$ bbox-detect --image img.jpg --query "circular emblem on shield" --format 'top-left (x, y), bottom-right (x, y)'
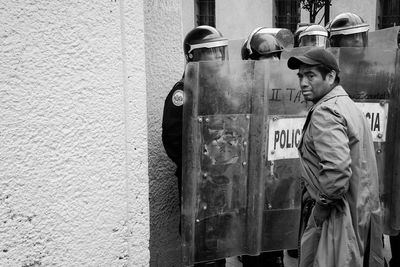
top-left (172, 90), bottom-right (184, 106)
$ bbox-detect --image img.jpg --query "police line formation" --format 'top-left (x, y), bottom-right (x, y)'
top-left (162, 12), bottom-right (400, 267)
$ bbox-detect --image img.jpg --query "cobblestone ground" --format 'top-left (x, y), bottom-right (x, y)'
top-left (226, 235), bottom-right (392, 267)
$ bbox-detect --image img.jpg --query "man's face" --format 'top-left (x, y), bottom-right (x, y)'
top-left (300, 36), bottom-right (327, 48)
top-left (193, 46), bottom-right (226, 61)
top-left (337, 33), bottom-right (365, 47)
top-left (297, 65), bottom-right (333, 103)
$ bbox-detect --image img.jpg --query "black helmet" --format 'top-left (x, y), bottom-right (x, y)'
top-left (183, 26), bottom-right (228, 62)
top-left (299, 24), bottom-right (329, 48)
top-left (241, 27), bottom-right (284, 60)
top-left (327, 12), bottom-right (369, 47)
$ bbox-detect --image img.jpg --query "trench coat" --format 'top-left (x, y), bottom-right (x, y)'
top-left (298, 86), bottom-right (384, 267)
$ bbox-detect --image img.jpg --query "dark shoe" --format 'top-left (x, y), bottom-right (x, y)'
top-left (242, 252), bottom-right (283, 267)
top-left (287, 249), bottom-right (299, 258)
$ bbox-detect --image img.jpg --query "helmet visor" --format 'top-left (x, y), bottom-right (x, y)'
top-left (330, 32), bottom-right (368, 47)
top-left (192, 46), bottom-right (228, 61)
top-left (299, 35), bottom-right (329, 48)
top-left (188, 40), bottom-right (229, 53)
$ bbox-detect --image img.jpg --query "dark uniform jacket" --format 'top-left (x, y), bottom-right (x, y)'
top-left (162, 79), bottom-right (184, 195)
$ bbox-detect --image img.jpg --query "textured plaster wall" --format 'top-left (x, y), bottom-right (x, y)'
top-left (0, 0), bottom-right (149, 266)
top-left (144, 0), bottom-right (184, 266)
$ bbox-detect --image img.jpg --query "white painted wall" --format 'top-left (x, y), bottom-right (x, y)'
top-left (217, 0), bottom-right (275, 40)
top-left (300, 0), bottom-right (378, 30)
top-left (182, 0), bottom-right (274, 41)
top-left (182, 1), bottom-right (196, 44)
top-left (0, 0), bottom-right (149, 266)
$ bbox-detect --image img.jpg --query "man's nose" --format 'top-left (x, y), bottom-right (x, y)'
top-left (299, 77), bottom-right (308, 88)
top-left (353, 35), bottom-right (363, 46)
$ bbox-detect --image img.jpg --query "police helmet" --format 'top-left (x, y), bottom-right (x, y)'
top-left (327, 12), bottom-right (369, 47)
top-left (299, 24), bottom-right (329, 48)
top-left (241, 27), bottom-right (284, 60)
top-left (183, 26), bottom-right (228, 62)
top-left (294, 23), bottom-right (313, 47)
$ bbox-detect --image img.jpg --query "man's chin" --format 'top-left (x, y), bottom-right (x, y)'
top-left (302, 94), bottom-right (313, 101)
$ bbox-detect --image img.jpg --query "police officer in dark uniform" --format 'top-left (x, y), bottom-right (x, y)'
top-left (162, 25), bottom-right (228, 267)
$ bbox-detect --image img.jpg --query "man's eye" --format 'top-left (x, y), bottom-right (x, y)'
top-left (307, 74), bottom-right (314, 79)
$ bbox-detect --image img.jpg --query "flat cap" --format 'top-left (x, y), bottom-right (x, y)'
top-left (287, 47), bottom-right (339, 72)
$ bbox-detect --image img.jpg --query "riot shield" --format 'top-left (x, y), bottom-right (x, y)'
top-left (260, 60), bottom-right (309, 252)
top-left (369, 26), bottom-right (400, 49)
top-left (182, 60), bottom-right (307, 266)
top-left (331, 47), bottom-right (399, 234)
top-left (182, 48), bottom-right (400, 266)
top-left (182, 60), bottom-right (263, 265)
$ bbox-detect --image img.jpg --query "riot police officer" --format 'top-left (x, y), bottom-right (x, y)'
top-left (298, 24), bottom-right (329, 48)
top-left (327, 12), bottom-right (369, 47)
top-left (241, 27), bottom-right (284, 61)
top-left (294, 23), bottom-right (312, 48)
top-left (240, 27), bottom-right (285, 267)
top-left (162, 25), bottom-right (228, 267)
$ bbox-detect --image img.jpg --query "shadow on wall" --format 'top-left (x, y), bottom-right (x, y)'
top-left (148, 123), bottom-right (182, 266)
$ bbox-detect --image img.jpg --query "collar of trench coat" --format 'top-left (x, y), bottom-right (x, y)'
top-left (312, 85), bottom-right (349, 112)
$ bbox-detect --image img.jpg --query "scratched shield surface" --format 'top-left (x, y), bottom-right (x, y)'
top-left (182, 59), bottom-right (311, 265)
top-left (182, 60), bottom-right (267, 265)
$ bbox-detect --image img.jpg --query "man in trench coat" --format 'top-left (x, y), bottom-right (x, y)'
top-left (287, 47), bottom-right (384, 267)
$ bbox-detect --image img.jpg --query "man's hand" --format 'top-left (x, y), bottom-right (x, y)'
top-left (312, 202), bottom-right (331, 227)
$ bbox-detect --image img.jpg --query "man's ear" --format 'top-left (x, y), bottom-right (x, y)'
top-left (327, 70), bottom-right (336, 85)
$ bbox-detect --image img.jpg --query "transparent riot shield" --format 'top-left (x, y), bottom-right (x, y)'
top-left (182, 60), bottom-right (265, 265)
top-left (258, 60), bottom-right (310, 252)
top-left (369, 26), bottom-right (400, 49)
top-left (331, 47), bottom-right (400, 234)
top-left (182, 48), bottom-right (400, 266)
top-left (182, 60), bottom-right (307, 266)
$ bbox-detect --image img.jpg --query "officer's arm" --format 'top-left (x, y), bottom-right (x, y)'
top-left (161, 88), bottom-right (183, 167)
top-left (310, 106), bottom-right (351, 202)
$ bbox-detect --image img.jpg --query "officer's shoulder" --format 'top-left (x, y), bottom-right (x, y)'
top-left (171, 79), bottom-right (184, 92)
top-left (166, 79), bottom-right (184, 107)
